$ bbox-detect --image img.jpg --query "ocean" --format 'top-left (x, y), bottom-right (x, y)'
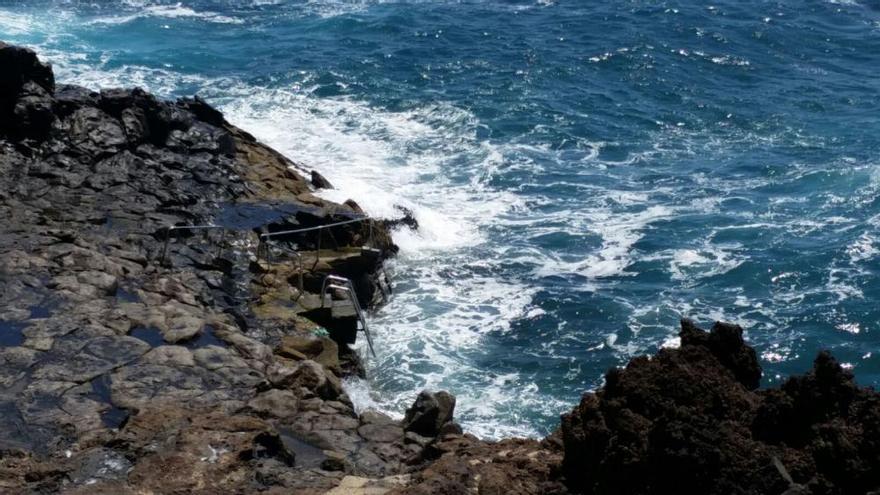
top-left (1, 0), bottom-right (879, 439)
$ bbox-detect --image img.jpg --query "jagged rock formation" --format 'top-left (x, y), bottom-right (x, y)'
top-left (561, 320), bottom-right (880, 495)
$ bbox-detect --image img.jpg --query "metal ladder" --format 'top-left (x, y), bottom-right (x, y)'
top-left (321, 274), bottom-right (376, 357)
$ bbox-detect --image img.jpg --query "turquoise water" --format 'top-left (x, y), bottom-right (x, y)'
top-left (2, 0), bottom-right (879, 438)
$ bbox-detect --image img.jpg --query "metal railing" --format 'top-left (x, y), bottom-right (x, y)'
top-left (258, 216), bottom-right (377, 267)
top-left (158, 217), bottom-right (385, 357)
top-left (321, 274), bottom-right (375, 357)
top-left (256, 238), bottom-right (305, 292)
top-left (259, 216), bottom-right (370, 240)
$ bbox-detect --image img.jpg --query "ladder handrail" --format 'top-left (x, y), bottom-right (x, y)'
top-left (321, 275), bottom-right (376, 357)
top-left (165, 215), bottom-right (377, 265)
top-left (258, 216), bottom-right (377, 267)
top-left (260, 216), bottom-right (369, 240)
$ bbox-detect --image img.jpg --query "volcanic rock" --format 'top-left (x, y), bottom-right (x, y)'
top-left (402, 390), bottom-right (457, 437)
top-left (560, 319), bottom-right (880, 495)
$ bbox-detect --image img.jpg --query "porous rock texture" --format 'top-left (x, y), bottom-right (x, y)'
top-left (561, 320), bottom-right (880, 495)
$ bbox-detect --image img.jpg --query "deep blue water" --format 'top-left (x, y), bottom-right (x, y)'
top-left (2, 0), bottom-right (879, 438)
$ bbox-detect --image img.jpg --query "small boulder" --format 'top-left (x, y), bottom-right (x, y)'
top-left (401, 390), bottom-right (456, 438)
top-left (403, 431), bottom-right (432, 447)
top-left (383, 205), bottom-right (419, 231)
top-left (343, 199), bottom-right (364, 214)
top-left (276, 335), bottom-right (340, 375)
top-left (269, 360), bottom-right (343, 401)
top-left (438, 422), bottom-right (463, 437)
top-left (177, 95), bottom-right (226, 127)
top-left (310, 170), bottom-right (334, 189)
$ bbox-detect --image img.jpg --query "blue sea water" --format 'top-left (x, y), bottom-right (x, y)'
top-left (2, 0), bottom-right (879, 438)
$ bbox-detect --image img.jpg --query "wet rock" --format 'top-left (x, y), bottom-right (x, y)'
top-left (404, 431), bottom-right (432, 448)
top-left (0, 347), bottom-right (39, 387)
top-left (141, 345), bottom-right (195, 366)
top-left (31, 335), bottom-right (150, 383)
top-left (177, 95), bottom-right (226, 128)
top-left (111, 349), bottom-right (262, 412)
top-left (67, 447), bottom-right (132, 487)
top-left (382, 205), bottom-right (419, 232)
top-left (343, 199), bottom-right (364, 214)
top-left (193, 345), bottom-right (249, 371)
top-left (0, 42), bottom-right (55, 138)
top-left (402, 390), bottom-right (456, 438)
top-left (76, 270), bottom-right (119, 296)
top-left (119, 107), bottom-right (148, 143)
top-left (310, 170), bottom-right (334, 189)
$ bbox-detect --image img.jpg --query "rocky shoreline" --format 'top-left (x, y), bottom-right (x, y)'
top-left (1, 43), bottom-right (879, 494)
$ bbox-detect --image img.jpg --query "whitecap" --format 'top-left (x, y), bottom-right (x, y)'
top-left (89, 2), bottom-right (244, 25)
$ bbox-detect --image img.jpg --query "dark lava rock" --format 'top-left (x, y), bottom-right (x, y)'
top-left (681, 319), bottom-right (762, 390)
top-left (402, 390), bottom-right (456, 438)
top-left (310, 170), bottom-right (334, 189)
top-left (0, 41), bottom-right (54, 95)
top-left (177, 95), bottom-right (227, 128)
top-left (383, 204), bottom-right (419, 232)
top-left (0, 42), bottom-right (56, 138)
top-left (560, 319), bottom-right (880, 495)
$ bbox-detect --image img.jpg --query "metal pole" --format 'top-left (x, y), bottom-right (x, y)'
top-left (314, 229), bottom-right (322, 269)
top-left (320, 275), bottom-right (376, 357)
top-left (293, 251), bottom-right (304, 292)
top-left (259, 216), bottom-right (369, 240)
top-left (160, 226), bottom-right (171, 264)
